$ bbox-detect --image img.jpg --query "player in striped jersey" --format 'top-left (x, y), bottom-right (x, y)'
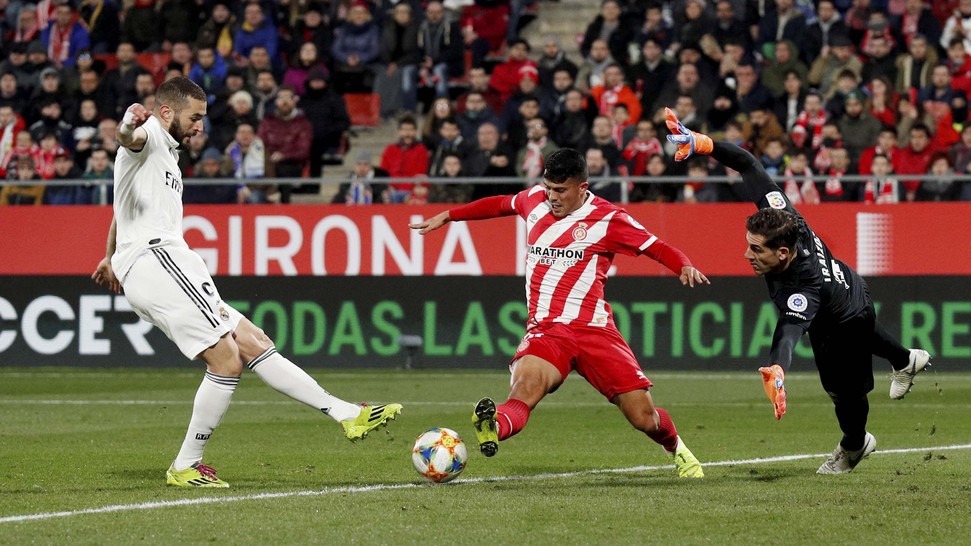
top-left (91, 77), bottom-right (401, 488)
top-left (411, 148), bottom-right (708, 478)
top-left (664, 107), bottom-right (930, 474)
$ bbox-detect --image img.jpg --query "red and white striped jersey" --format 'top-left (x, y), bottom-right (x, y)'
top-left (510, 186), bottom-right (659, 329)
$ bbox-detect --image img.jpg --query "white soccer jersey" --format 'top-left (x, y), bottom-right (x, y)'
top-left (111, 115), bottom-right (189, 281)
top-left (511, 186), bottom-right (659, 328)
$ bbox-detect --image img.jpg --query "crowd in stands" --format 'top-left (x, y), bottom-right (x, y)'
top-left (2, 0), bottom-right (971, 205)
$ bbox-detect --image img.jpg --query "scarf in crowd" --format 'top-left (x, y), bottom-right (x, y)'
top-left (623, 137), bottom-right (662, 176)
top-left (791, 109), bottom-right (827, 149)
top-left (33, 146), bottom-right (64, 180)
top-left (598, 83), bottom-right (622, 116)
top-left (49, 15), bottom-right (78, 67)
top-left (82, 0), bottom-right (104, 34)
top-left (863, 177), bottom-right (899, 203)
top-left (822, 168), bottom-right (846, 199)
top-left (228, 141), bottom-right (265, 179)
top-left (216, 23), bottom-right (234, 57)
top-left (783, 166), bottom-right (820, 204)
top-left (522, 137), bottom-right (546, 181)
top-left (346, 179), bottom-right (373, 204)
top-left (345, 169), bottom-right (375, 204)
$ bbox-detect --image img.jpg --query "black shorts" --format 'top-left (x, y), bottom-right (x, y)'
top-left (809, 304), bottom-right (876, 398)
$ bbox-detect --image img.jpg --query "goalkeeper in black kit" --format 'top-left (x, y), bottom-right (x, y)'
top-left (663, 107), bottom-right (931, 474)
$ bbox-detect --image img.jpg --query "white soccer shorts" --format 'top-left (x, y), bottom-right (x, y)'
top-left (122, 245), bottom-right (243, 360)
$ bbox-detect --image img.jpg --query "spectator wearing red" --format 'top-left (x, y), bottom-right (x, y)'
top-left (622, 119), bottom-right (662, 177)
top-left (944, 38), bottom-right (971, 95)
top-left (859, 126), bottom-right (899, 175)
top-left (790, 90), bottom-right (828, 150)
top-left (31, 130), bottom-right (65, 180)
top-left (257, 86), bottom-right (313, 203)
top-left (0, 104), bottom-right (27, 159)
top-left (380, 115), bottom-right (429, 203)
top-left (819, 145), bottom-right (855, 202)
top-left (461, 0), bottom-right (509, 68)
top-left (916, 64), bottom-right (966, 148)
top-left (456, 67), bottom-right (503, 115)
top-left (590, 64), bottom-right (641, 123)
top-left (0, 129), bottom-right (35, 178)
top-left (866, 75), bottom-right (897, 127)
top-left (941, 0), bottom-right (971, 54)
top-left (489, 38), bottom-right (537, 103)
top-left (894, 122), bottom-right (936, 201)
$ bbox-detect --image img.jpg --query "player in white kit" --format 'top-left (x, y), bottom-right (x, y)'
top-left (91, 77), bottom-right (401, 488)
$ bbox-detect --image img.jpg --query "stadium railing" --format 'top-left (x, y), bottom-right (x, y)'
top-left (1, 174), bottom-right (968, 205)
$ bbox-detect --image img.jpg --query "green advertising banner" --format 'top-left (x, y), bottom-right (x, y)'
top-left (0, 276), bottom-right (967, 370)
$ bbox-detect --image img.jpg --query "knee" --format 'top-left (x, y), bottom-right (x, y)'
top-left (620, 404), bottom-right (661, 434)
top-left (233, 326), bottom-right (274, 363)
top-left (632, 409), bottom-right (661, 434)
top-left (203, 336), bottom-right (244, 377)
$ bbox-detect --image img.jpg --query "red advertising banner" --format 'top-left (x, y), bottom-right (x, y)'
top-left (1, 203), bottom-right (969, 276)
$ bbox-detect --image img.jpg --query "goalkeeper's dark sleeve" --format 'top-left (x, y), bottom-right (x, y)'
top-left (709, 142), bottom-right (783, 207)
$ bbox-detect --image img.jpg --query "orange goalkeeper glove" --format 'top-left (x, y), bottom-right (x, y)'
top-left (664, 107), bottom-right (714, 161)
top-left (759, 364), bottom-right (787, 420)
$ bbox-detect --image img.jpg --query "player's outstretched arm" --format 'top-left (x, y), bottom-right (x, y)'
top-left (664, 107), bottom-right (786, 208)
top-left (409, 210), bottom-right (451, 234)
top-left (411, 195), bottom-right (515, 235)
top-left (91, 218), bottom-right (121, 294)
top-left (117, 103), bottom-right (151, 151)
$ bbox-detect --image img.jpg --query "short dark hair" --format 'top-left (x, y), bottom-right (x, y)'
top-left (543, 148), bottom-right (587, 184)
top-left (398, 114), bottom-right (417, 128)
top-left (746, 208), bottom-right (802, 250)
top-left (156, 76), bottom-right (206, 112)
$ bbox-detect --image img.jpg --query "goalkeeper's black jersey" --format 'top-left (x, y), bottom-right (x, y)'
top-left (711, 142), bottom-right (871, 368)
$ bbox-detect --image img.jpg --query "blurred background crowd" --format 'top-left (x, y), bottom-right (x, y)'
top-left (2, 0), bottom-right (971, 205)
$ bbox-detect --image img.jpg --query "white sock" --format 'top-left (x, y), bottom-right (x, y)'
top-left (247, 348), bottom-right (361, 422)
top-left (172, 371), bottom-right (238, 471)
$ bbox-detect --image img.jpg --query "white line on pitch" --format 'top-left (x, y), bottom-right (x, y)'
top-left (2, 443), bottom-right (970, 525)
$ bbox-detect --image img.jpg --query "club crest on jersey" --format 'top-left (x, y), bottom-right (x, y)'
top-left (787, 293), bottom-right (808, 312)
top-left (625, 214), bottom-right (645, 230)
top-left (766, 191), bottom-right (786, 209)
top-left (572, 222), bottom-right (588, 241)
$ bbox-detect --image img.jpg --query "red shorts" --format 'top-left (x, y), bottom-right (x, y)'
top-left (512, 322), bottom-right (652, 400)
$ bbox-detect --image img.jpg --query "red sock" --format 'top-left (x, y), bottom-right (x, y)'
top-left (496, 398), bottom-right (530, 440)
top-left (646, 407), bottom-right (679, 452)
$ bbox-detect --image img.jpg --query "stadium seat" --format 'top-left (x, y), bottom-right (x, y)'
top-left (95, 53), bottom-right (119, 70)
top-left (93, 53), bottom-right (172, 83)
top-left (0, 184), bottom-right (45, 205)
top-left (448, 50), bottom-right (473, 90)
top-left (344, 93), bottom-right (381, 129)
top-left (138, 52), bottom-right (173, 84)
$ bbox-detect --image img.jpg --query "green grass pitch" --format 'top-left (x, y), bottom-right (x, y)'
top-left (1, 368), bottom-right (969, 544)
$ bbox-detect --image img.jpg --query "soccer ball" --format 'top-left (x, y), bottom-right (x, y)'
top-left (412, 427), bottom-right (468, 483)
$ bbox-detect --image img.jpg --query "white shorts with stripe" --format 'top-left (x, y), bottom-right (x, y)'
top-left (122, 245), bottom-right (243, 360)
